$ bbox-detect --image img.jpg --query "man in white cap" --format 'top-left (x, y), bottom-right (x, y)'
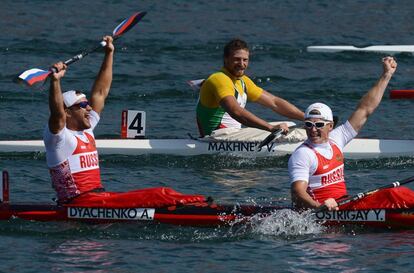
top-left (288, 56), bottom-right (397, 210)
top-left (43, 36), bottom-right (113, 203)
top-left (43, 36), bottom-right (206, 207)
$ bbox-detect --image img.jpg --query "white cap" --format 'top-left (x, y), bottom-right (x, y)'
top-left (304, 102), bottom-right (333, 121)
top-left (62, 90), bottom-right (86, 108)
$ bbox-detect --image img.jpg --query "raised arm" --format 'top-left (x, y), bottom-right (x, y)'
top-left (89, 36), bottom-right (114, 115)
top-left (348, 56), bottom-right (397, 132)
top-left (48, 62), bottom-right (67, 134)
top-left (255, 90), bottom-right (305, 121)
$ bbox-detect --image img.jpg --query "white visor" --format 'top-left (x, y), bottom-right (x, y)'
top-left (62, 90), bottom-right (86, 108)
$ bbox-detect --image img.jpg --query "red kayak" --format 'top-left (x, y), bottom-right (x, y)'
top-left (390, 89), bottom-right (414, 99)
top-left (2, 171), bottom-right (414, 229)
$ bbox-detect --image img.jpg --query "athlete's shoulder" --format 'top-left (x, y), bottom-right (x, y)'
top-left (206, 71), bottom-right (232, 82)
top-left (329, 121), bottom-right (356, 149)
top-left (43, 124), bottom-right (69, 141)
top-left (203, 71), bottom-right (233, 92)
top-left (291, 142), bottom-right (315, 159)
top-left (289, 144), bottom-right (316, 169)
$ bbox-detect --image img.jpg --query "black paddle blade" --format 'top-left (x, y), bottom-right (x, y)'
top-left (113, 11), bottom-right (147, 38)
top-left (255, 129), bottom-right (283, 152)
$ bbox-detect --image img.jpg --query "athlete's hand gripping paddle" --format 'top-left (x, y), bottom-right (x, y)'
top-left (15, 11), bottom-right (147, 88)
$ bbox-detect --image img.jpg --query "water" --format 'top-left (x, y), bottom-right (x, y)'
top-left (1, 0), bottom-right (414, 272)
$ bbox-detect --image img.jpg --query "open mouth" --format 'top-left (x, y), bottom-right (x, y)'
top-left (234, 68), bottom-right (245, 75)
top-left (308, 131), bottom-right (321, 140)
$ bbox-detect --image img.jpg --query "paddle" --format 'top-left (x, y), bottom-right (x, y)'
top-left (15, 11), bottom-right (147, 88)
top-left (313, 175), bottom-right (414, 213)
top-left (255, 129), bottom-right (283, 152)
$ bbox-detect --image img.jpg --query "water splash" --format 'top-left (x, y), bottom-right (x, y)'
top-left (247, 209), bottom-right (325, 237)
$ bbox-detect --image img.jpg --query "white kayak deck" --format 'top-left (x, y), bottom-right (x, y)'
top-left (1, 138), bottom-right (414, 159)
top-left (307, 45), bottom-right (414, 54)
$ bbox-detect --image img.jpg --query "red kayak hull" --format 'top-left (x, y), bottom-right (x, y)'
top-left (1, 202), bottom-right (414, 229)
top-left (2, 171), bottom-right (414, 229)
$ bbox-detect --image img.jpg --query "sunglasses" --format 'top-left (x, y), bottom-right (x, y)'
top-left (71, 101), bottom-right (90, 109)
top-left (304, 120), bottom-right (331, 129)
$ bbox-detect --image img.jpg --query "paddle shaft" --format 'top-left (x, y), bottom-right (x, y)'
top-left (53, 33), bottom-right (124, 73)
top-left (314, 175), bottom-right (414, 213)
top-left (65, 43), bottom-right (104, 66)
top-left (48, 42), bottom-right (106, 74)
